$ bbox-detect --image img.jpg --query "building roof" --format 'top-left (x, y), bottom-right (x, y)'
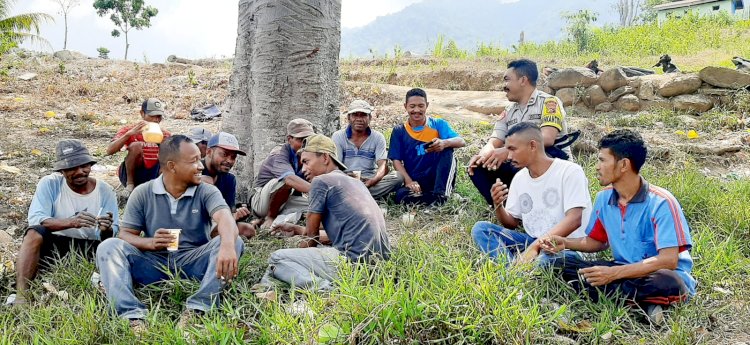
top-left (654, 0), bottom-right (724, 10)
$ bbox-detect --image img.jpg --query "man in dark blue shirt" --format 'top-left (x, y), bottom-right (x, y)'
top-left (201, 132), bottom-right (256, 238)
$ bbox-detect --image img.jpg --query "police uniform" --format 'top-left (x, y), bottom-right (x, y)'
top-left (470, 89), bottom-right (570, 206)
top-left (491, 89), bottom-right (570, 156)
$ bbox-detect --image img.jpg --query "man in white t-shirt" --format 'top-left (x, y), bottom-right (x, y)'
top-left (14, 139), bottom-right (119, 305)
top-left (471, 122), bottom-right (591, 266)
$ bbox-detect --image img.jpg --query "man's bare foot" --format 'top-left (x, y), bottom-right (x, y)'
top-left (237, 222), bottom-right (257, 239)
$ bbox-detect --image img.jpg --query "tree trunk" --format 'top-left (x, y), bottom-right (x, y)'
top-left (223, 0), bottom-right (341, 200)
top-left (63, 13), bottom-right (68, 50)
top-left (124, 30), bottom-right (129, 60)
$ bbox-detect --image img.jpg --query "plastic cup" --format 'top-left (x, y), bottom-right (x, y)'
top-left (166, 229), bottom-right (181, 251)
top-left (352, 171), bottom-right (362, 180)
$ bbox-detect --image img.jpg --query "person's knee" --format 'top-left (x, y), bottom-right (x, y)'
top-left (22, 228), bottom-right (44, 248)
top-left (471, 221), bottom-right (493, 239)
top-left (652, 269), bottom-right (685, 290)
top-left (126, 141), bottom-right (145, 154)
top-left (96, 238), bottom-right (127, 261)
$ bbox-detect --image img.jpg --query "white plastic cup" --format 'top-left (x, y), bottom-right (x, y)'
top-left (352, 170), bottom-right (362, 180)
top-left (166, 229), bottom-right (181, 251)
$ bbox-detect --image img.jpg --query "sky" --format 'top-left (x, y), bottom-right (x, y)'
top-left (14, 0), bottom-right (424, 62)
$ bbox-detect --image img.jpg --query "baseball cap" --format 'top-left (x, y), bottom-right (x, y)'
top-left (286, 118), bottom-right (315, 138)
top-left (346, 99), bottom-right (374, 115)
top-left (298, 134), bottom-right (347, 171)
top-left (53, 139), bottom-right (97, 171)
top-left (187, 127), bottom-right (212, 143)
top-left (142, 98), bottom-right (165, 116)
top-left (208, 132), bottom-right (247, 156)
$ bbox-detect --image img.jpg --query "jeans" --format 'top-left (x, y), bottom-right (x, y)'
top-left (471, 221), bottom-right (579, 266)
top-left (260, 246), bottom-right (342, 291)
top-left (96, 236), bottom-right (244, 320)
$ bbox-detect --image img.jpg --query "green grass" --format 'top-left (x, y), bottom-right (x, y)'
top-left (1, 156), bottom-right (749, 344)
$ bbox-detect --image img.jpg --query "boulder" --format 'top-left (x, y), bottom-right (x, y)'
top-left (641, 97), bottom-right (672, 111)
top-left (608, 86), bottom-right (636, 102)
top-left (464, 98), bottom-right (510, 115)
top-left (547, 68), bottom-right (598, 89)
top-left (583, 85), bottom-right (607, 107)
top-left (555, 88), bottom-right (578, 106)
top-left (16, 72), bottom-right (37, 81)
top-left (658, 74), bottom-right (702, 97)
top-left (672, 94), bottom-right (713, 113)
top-left (538, 84), bottom-right (555, 95)
top-left (699, 66), bottom-right (750, 89)
top-left (638, 79), bottom-right (657, 100)
top-left (599, 68), bottom-right (629, 92)
top-left (595, 102), bottom-right (614, 112)
top-left (53, 50), bottom-right (88, 61)
top-left (616, 94), bottom-right (641, 112)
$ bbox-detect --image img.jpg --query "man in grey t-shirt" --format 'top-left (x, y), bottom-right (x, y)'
top-left (257, 134), bottom-right (391, 292)
top-left (332, 99), bottom-right (403, 198)
top-left (96, 135), bottom-right (243, 331)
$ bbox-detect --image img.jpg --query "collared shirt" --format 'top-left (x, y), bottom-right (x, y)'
top-left (331, 126), bottom-right (387, 179)
top-left (586, 178), bottom-right (696, 296)
top-left (255, 143), bottom-right (303, 188)
top-left (121, 175), bottom-right (228, 250)
top-left (388, 117), bottom-right (460, 181)
top-left (202, 160), bottom-right (237, 210)
top-left (27, 174), bottom-right (120, 240)
top-left (491, 89), bottom-right (569, 142)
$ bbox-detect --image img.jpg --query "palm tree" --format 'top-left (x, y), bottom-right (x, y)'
top-left (0, 0), bottom-right (54, 53)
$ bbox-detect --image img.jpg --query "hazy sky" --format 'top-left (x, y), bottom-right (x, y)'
top-left (15, 0), bottom-right (424, 61)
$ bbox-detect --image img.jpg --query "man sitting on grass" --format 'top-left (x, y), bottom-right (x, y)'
top-left (471, 122), bottom-right (591, 266)
top-left (257, 134), bottom-right (391, 292)
top-left (540, 129), bottom-right (696, 323)
top-left (107, 98), bottom-right (172, 198)
top-left (14, 139), bottom-right (119, 305)
top-left (96, 135), bottom-right (243, 332)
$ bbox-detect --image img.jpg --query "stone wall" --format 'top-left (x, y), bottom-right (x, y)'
top-left (540, 66), bottom-right (750, 113)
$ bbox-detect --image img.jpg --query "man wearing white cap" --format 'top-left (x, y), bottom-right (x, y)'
top-left (332, 100), bottom-right (403, 198)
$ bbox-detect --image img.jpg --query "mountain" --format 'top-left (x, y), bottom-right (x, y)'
top-left (341, 0), bottom-right (620, 57)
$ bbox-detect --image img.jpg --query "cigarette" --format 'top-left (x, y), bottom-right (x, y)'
top-left (96, 207), bottom-right (104, 217)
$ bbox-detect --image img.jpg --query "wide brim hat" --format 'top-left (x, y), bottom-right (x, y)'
top-left (53, 139), bottom-right (97, 171)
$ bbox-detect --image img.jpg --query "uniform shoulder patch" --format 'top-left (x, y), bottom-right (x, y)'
top-left (542, 97), bottom-right (561, 116)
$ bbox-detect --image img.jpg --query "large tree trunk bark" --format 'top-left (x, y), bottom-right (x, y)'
top-left (223, 0), bottom-right (341, 200)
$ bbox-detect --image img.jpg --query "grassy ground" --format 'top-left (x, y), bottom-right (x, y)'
top-left (0, 120), bottom-right (748, 344)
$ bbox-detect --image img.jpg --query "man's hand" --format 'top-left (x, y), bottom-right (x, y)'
top-left (216, 242), bottom-right (239, 284)
top-left (425, 138), bottom-right (446, 153)
top-left (539, 235), bottom-right (566, 254)
top-left (467, 153), bottom-right (487, 176)
top-left (96, 211), bottom-right (114, 233)
top-left (405, 179), bottom-right (422, 195)
top-left (270, 222), bottom-right (302, 237)
top-left (151, 229), bottom-right (176, 251)
top-left (515, 245), bottom-right (540, 266)
top-left (234, 206), bottom-right (251, 221)
top-left (490, 179), bottom-right (509, 207)
top-left (482, 147), bottom-right (509, 171)
top-left (126, 121), bottom-right (148, 136)
top-left (72, 212), bottom-right (97, 229)
top-left (579, 266), bottom-right (619, 286)
top-left (364, 178), bottom-right (379, 188)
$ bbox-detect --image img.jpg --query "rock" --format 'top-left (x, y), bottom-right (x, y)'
top-left (464, 98), bottom-right (510, 115)
top-left (672, 94), bottom-right (714, 113)
top-left (53, 50), bottom-right (88, 61)
top-left (641, 97), bottom-right (672, 111)
top-left (538, 84), bottom-right (554, 95)
top-left (599, 68), bottom-right (628, 92)
top-left (583, 85), bottom-right (607, 107)
top-left (698, 87), bottom-right (733, 96)
top-left (16, 72), bottom-right (37, 81)
top-left (555, 88), bottom-right (579, 106)
top-left (677, 115), bottom-right (700, 126)
top-left (658, 74), bottom-right (702, 97)
top-left (547, 68), bottom-right (599, 89)
top-left (616, 94), bottom-right (641, 112)
top-left (608, 86), bottom-right (636, 102)
top-left (627, 77), bottom-right (641, 89)
top-left (699, 66), bottom-right (750, 89)
top-left (65, 112), bottom-right (78, 121)
top-left (0, 230), bottom-right (12, 244)
top-left (595, 102), bottom-right (614, 112)
top-left (638, 79), bottom-right (657, 100)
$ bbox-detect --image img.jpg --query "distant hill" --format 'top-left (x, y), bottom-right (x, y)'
top-left (341, 0), bottom-right (620, 57)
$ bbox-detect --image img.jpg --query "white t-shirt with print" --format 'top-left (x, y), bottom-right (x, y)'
top-left (53, 179), bottom-right (102, 239)
top-left (505, 159), bottom-right (591, 239)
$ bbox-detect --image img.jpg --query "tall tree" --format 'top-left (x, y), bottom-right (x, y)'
top-left (223, 0), bottom-right (341, 199)
top-left (562, 10), bottom-right (598, 53)
top-left (639, 0), bottom-right (670, 23)
top-left (93, 0), bottom-right (157, 60)
top-left (51, 0), bottom-right (79, 50)
top-left (615, 0), bottom-right (641, 27)
top-left (0, 0), bottom-right (53, 55)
